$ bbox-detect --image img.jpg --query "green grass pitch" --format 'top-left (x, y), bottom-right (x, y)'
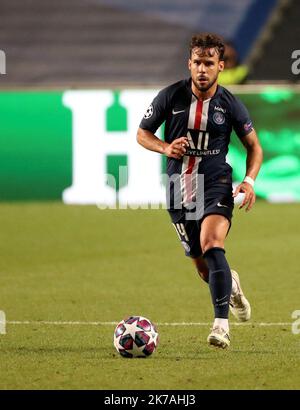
top-left (0, 201), bottom-right (299, 389)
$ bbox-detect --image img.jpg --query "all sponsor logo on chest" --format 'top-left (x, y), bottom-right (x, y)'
top-left (186, 148), bottom-right (221, 157)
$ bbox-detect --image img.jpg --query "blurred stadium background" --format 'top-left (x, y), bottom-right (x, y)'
top-left (0, 0), bottom-right (299, 202)
top-left (0, 0), bottom-right (300, 390)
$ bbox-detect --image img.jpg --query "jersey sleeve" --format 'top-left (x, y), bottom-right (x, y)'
top-left (139, 88), bottom-right (169, 133)
top-left (231, 96), bottom-right (253, 138)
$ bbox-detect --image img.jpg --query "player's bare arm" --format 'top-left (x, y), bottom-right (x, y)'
top-left (137, 128), bottom-right (188, 160)
top-left (233, 129), bottom-right (263, 211)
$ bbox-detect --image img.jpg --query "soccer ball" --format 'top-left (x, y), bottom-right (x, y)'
top-left (113, 316), bottom-right (159, 358)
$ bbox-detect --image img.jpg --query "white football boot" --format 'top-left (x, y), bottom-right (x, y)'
top-left (207, 326), bottom-right (230, 349)
top-left (230, 270), bottom-right (251, 322)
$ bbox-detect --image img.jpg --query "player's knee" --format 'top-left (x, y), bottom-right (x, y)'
top-left (201, 238), bottom-right (224, 255)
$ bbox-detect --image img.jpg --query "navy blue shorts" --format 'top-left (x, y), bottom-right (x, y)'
top-left (168, 182), bottom-right (234, 258)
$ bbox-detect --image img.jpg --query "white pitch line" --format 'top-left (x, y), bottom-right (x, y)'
top-left (7, 321), bottom-right (118, 326)
top-left (6, 321), bottom-right (293, 327)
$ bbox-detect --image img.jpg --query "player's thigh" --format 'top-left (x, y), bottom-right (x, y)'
top-left (200, 214), bottom-right (230, 253)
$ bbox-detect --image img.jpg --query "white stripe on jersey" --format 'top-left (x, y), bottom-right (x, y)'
top-left (197, 132), bottom-right (203, 150)
top-left (200, 99), bottom-right (211, 130)
top-left (187, 95), bottom-right (197, 129)
top-left (187, 131), bottom-right (195, 149)
top-left (203, 131), bottom-right (209, 149)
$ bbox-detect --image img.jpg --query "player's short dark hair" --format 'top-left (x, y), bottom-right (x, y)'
top-left (189, 33), bottom-right (225, 60)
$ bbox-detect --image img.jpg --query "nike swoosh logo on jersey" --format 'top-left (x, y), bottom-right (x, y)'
top-left (172, 109), bottom-right (185, 115)
top-left (217, 202), bottom-right (229, 208)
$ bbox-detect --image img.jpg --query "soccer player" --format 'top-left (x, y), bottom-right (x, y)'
top-left (137, 33), bottom-right (263, 348)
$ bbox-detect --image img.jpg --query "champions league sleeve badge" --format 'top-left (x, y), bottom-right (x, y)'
top-left (143, 104), bottom-right (154, 119)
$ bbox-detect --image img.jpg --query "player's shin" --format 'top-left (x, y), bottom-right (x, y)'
top-left (203, 247), bottom-right (232, 323)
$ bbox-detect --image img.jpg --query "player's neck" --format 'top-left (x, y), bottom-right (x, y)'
top-left (192, 81), bottom-right (218, 101)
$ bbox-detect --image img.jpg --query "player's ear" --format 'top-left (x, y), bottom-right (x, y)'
top-left (188, 58), bottom-right (192, 71)
top-left (219, 60), bottom-right (225, 72)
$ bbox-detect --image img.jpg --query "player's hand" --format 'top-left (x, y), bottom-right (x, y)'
top-left (233, 182), bottom-right (256, 212)
top-left (163, 137), bottom-right (189, 159)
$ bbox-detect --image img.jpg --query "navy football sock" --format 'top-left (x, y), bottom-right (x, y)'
top-left (203, 247), bottom-right (232, 319)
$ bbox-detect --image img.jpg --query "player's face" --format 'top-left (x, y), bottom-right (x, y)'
top-left (188, 47), bottom-right (224, 93)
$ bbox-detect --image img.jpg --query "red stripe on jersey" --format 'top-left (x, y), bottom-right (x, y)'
top-left (184, 154), bottom-right (196, 203)
top-left (194, 100), bottom-right (203, 129)
top-left (181, 96), bottom-right (209, 206)
top-left (186, 156), bottom-right (196, 174)
top-left (184, 99), bottom-right (202, 204)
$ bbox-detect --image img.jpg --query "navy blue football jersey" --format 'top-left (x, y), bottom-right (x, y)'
top-left (139, 78), bottom-right (253, 209)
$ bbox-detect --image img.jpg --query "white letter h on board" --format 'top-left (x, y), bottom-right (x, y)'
top-left (62, 90), bottom-right (165, 206)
